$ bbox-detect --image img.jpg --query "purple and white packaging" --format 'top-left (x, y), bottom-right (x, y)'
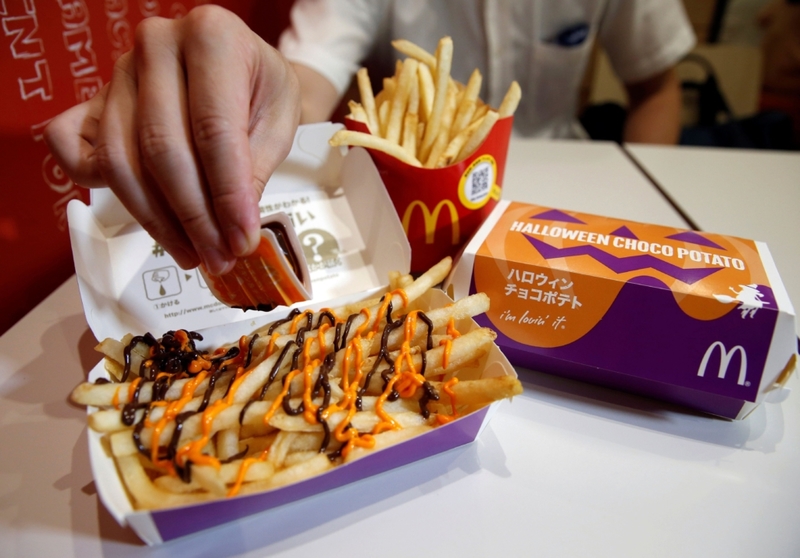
top-left (447, 200), bottom-right (797, 420)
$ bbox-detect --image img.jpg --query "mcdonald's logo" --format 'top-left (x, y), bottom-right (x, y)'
top-left (402, 199), bottom-right (460, 245)
top-left (697, 341), bottom-right (748, 385)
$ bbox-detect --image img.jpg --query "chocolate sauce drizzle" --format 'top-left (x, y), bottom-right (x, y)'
top-left (118, 296), bottom-right (443, 481)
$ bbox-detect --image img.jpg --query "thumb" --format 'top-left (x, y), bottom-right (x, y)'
top-left (43, 83), bottom-right (111, 188)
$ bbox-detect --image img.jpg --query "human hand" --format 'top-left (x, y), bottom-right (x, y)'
top-left (45, 5), bottom-right (301, 275)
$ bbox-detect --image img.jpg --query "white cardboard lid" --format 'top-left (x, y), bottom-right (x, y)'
top-left (67, 123), bottom-right (411, 343)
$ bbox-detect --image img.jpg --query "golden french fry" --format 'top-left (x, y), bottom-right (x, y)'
top-left (498, 80), bottom-right (522, 118)
top-left (402, 112), bottom-right (419, 158)
top-left (419, 36), bottom-right (453, 161)
top-left (451, 69), bottom-right (482, 137)
top-left (437, 118), bottom-right (481, 168)
top-left (193, 464), bottom-right (228, 497)
top-left (356, 68), bottom-right (379, 134)
top-left (386, 58), bottom-right (419, 144)
top-left (424, 83), bottom-right (458, 167)
top-left (347, 100), bottom-right (370, 130)
top-left (216, 427), bottom-right (241, 461)
top-left (457, 110), bottom-right (499, 162)
top-left (377, 101), bottom-right (390, 137)
top-left (417, 61), bottom-right (435, 123)
top-left (472, 102), bottom-right (489, 123)
top-left (374, 88), bottom-right (389, 111)
top-left (262, 453), bottom-right (333, 490)
top-left (401, 71), bottom-right (420, 156)
top-left (391, 39), bottom-right (437, 70)
top-left (344, 36), bottom-right (521, 172)
top-left (382, 77), bottom-right (396, 100)
top-left (450, 99), bottom-right (477, 141)
top-left (451, 69), bottom-right (482, 139)
top-left (430, 375), bottom-right (524, 407)
top-left (329, 129), bottom-right (422, 167)
top-left (344, 424), bottom-right (433, 463)
top-left (117, 455), bottom-right (213, 509)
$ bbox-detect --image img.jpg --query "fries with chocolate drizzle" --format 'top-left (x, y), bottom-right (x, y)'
top-left (71, 257), bottom-right (522, 510)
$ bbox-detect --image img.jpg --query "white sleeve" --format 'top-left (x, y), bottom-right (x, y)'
top-left (599, 0), bottom-right (696, 84)
top-left (278, 0), bottom-right (391, 95)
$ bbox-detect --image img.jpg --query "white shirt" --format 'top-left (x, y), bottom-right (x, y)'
top-left (279, 0), bottom-right (696, 138)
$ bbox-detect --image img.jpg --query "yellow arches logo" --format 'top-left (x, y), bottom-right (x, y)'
top-left (402, 199), bottom-right (460, 245)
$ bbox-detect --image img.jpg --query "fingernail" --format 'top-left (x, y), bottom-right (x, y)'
top-left (228, 225), bottom-right (255, 258)
top-left (201, 248), bottom-right (235, 276)
top-left (171, 246), bottom-right (200, 270)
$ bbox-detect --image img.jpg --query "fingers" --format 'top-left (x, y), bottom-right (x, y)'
top-left (43, 84), bottom-right (109, 188)
top-left (135, 15), bottom-right (230, 274)
top-left (180, 8), bottom-right (265, 264)
top-left (95, 50), bottom-right (200, 270)
top-left (43, 5), bottom-right (301, 275)
top-left (247, 44), bottom-right (302, 204)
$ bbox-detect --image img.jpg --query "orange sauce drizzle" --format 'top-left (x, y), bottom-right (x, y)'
top-left (372, 375), bottom-right (402, 435)
top-left (324, 337), bottom-right (362, 413)
top-left (438, 317), bottom-right (462, 369)
top-left (373, 310), bottom-right (426, 434)
top-left (127, 377), bottom-right (142, 405)
top-left (219, 336), bottom-right (249, 371)
top-left (393, 311), bottom-right (425, 398)
top-left (147, 371), bottom-right (208, 471)
top-left (174, 329), bottom-right (190, 347)
top-left (371, 289), bottom-right (408, 334)
top-left (140, 291), bottom-right (463, 495)
top-left (300, 335), bottom-right (316, 370)
top-left (319, 307), bottom-right (340, 322)
top-left (227, 447), bottom-right (270, 498)
top-left (188, 357), bottom-right (212, 374)
top-left (355, 308), bottom-right (371, 338)
top-left (302, 359), bottom-right (322, 424)
top-left (435, 377), bottom-right (460, 425)
top-left (317, 323), bottom-right (330, 355)
top-left (112, 386), bottom-right (121, 410)
top-left (323, 336), bottom-right (374, 458)
top-left (267, 332), bottom-right (280, 358)
top-left (262, 369), bottom-right (302, 426)
top-left (175, 370), bottom-right (249, 471)
top-left (290, 310), bottom-right (313, 334)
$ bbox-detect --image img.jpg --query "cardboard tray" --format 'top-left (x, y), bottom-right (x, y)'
top-left (67, 122), bottom-right (516, 544)
top-left (85, 288), bottom-right (514, 544)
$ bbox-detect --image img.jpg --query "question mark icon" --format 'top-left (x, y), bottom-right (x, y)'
top-left (303, 232), bottom-right (325, 263)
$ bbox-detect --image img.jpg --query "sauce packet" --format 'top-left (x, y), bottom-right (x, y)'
top-left (199, 213), bottom-right (312, 311)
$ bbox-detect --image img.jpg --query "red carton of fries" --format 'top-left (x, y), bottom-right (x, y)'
top-left (344, 117), bottom-right (513, 273)
top-left (66, 123), bottom-right (518, 544)
top-left (332, 35), bottom-right (521, 274)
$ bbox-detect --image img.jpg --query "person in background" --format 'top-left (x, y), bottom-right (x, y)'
top-left (758, 0), bottom-right (800, 146)
top-left (45, 0), bottom-right (695, 281)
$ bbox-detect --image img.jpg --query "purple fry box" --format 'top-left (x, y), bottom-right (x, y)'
top-left (448, 200), bottom-right (797, 420)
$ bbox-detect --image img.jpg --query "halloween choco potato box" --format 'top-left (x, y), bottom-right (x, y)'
top-left (447, 200), bottom-right (798, 419)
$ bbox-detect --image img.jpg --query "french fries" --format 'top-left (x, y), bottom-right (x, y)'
top-left (73, 258), bottom-right (521, 510)
top-left (331, 37), bottom-right (520, 168)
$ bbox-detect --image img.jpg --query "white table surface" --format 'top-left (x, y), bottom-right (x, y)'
top-left (504, 139), bottom-right (689, 228)
top-left (3, 140), bottom-right (799, 558)
top-left (625, 143), bottom-right (800, 335)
